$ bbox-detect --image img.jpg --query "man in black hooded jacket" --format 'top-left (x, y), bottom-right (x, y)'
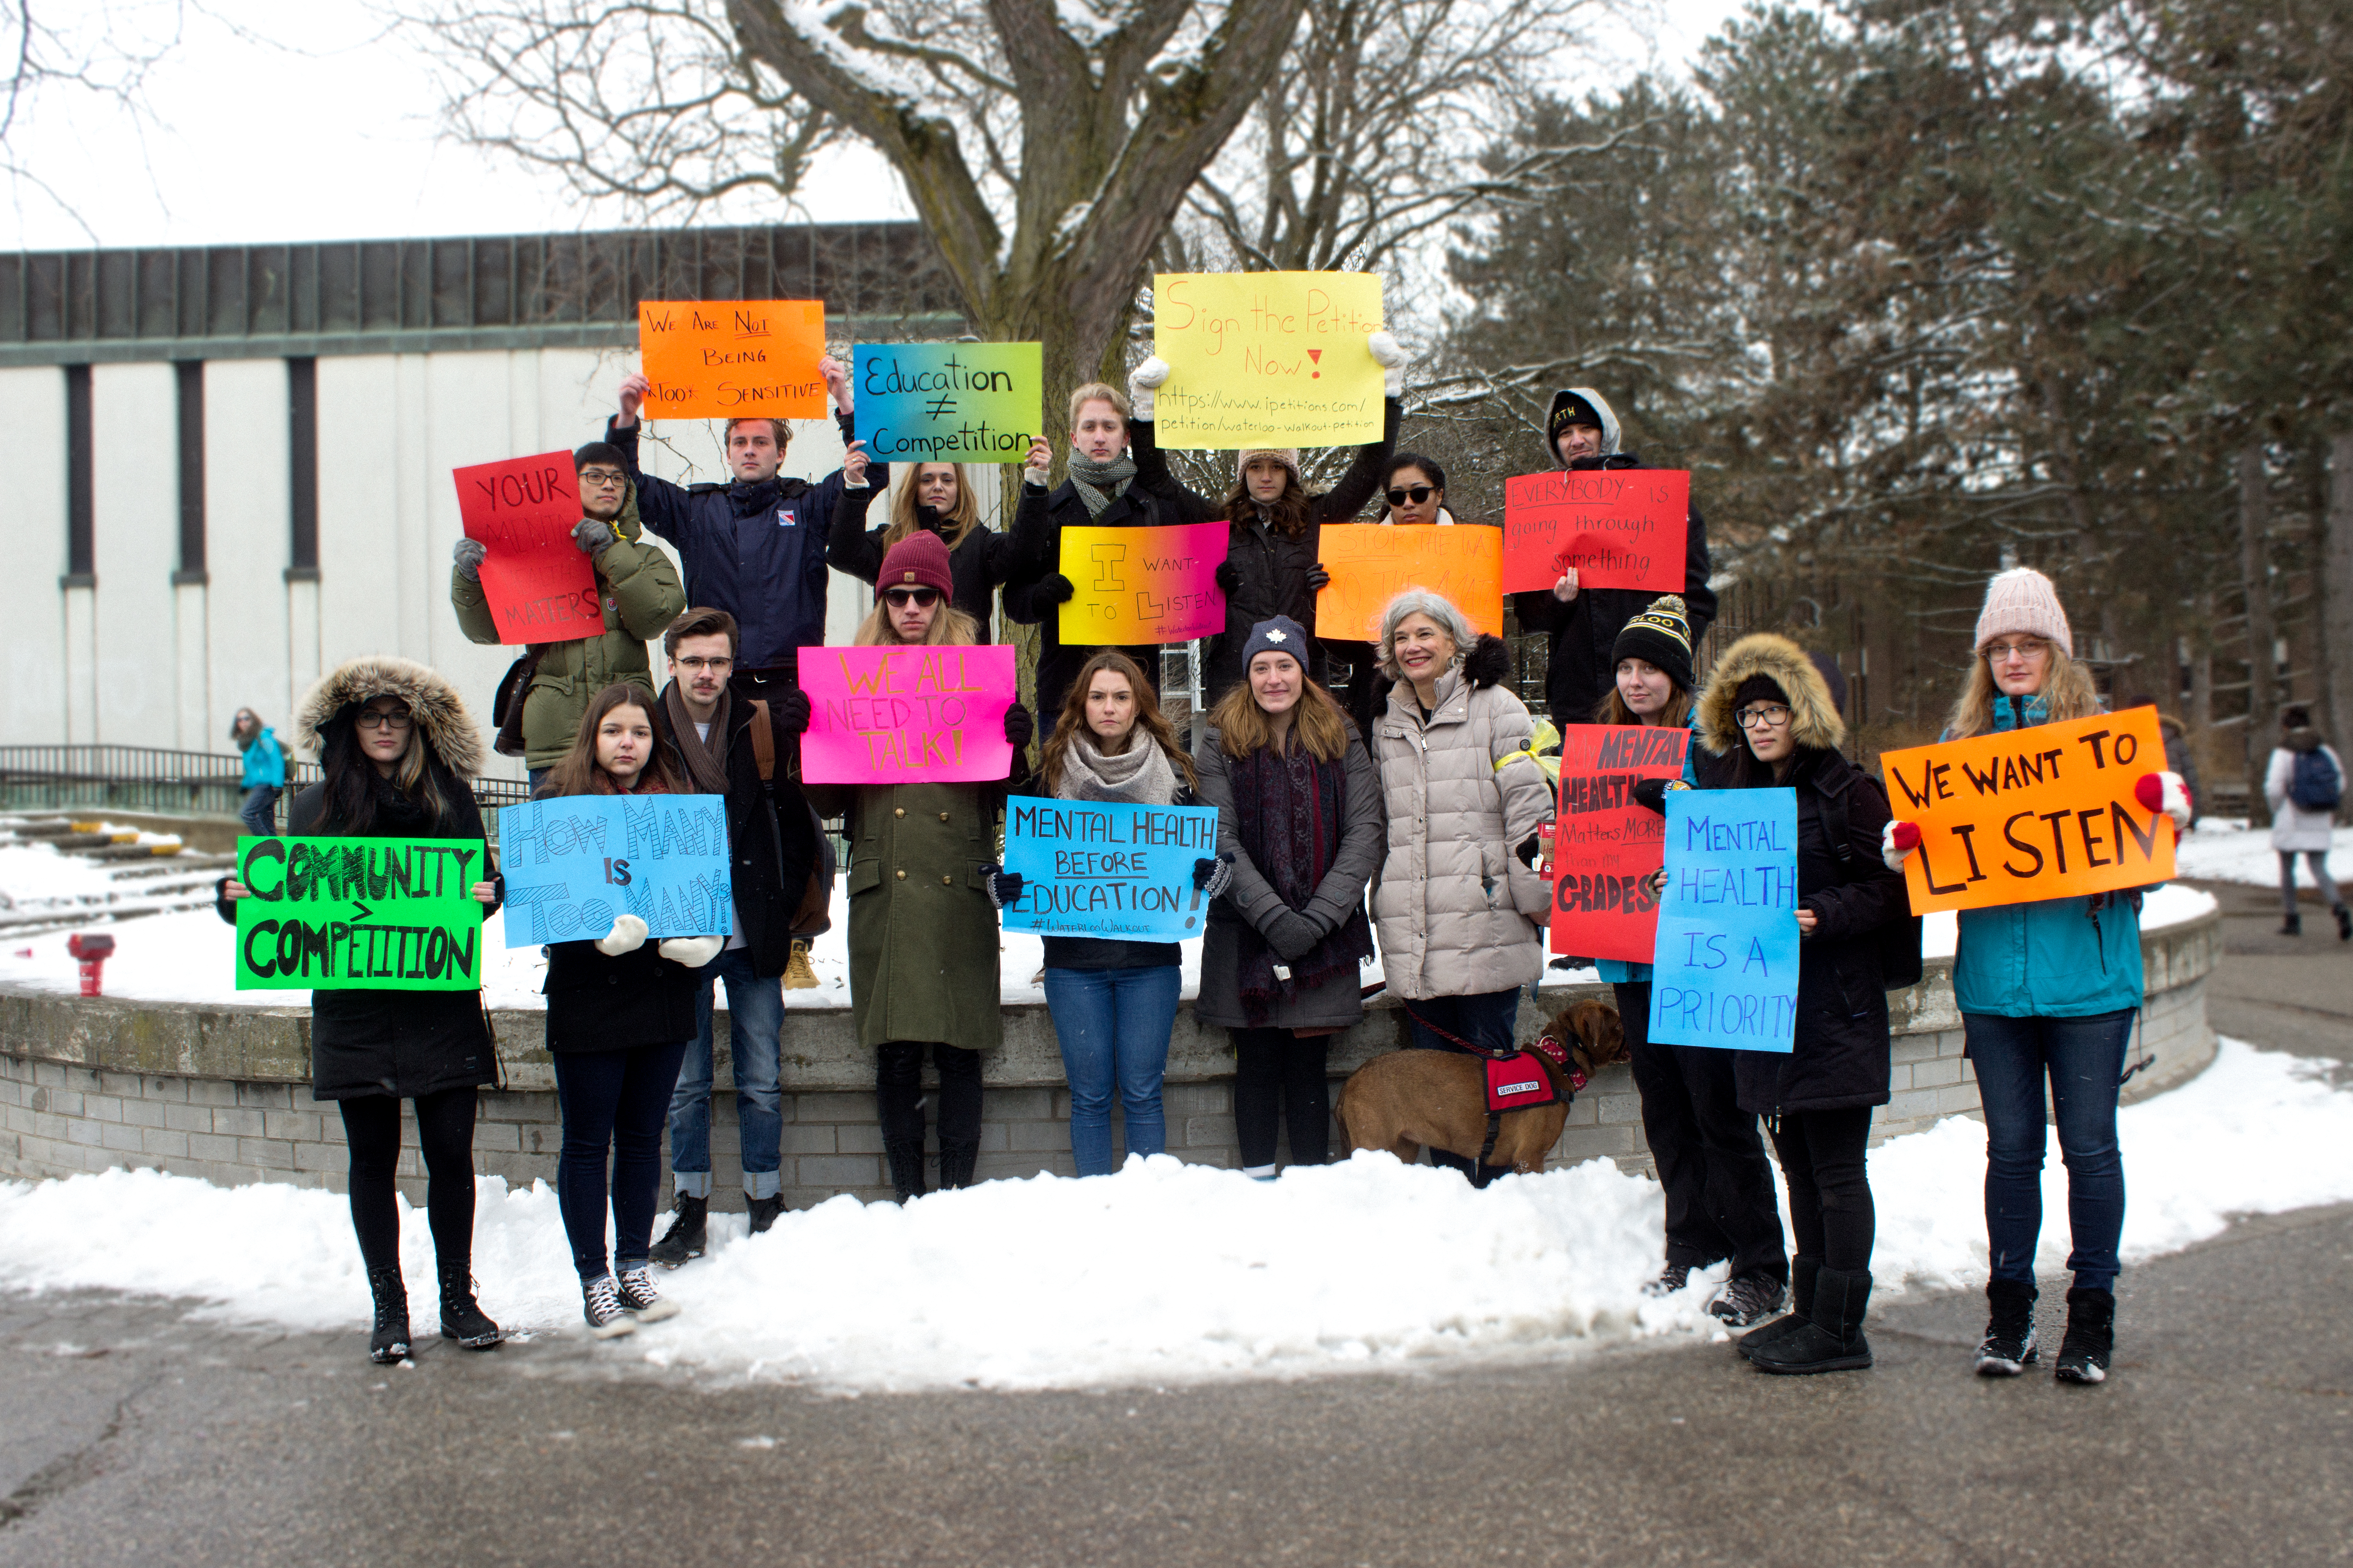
top-left (1512, 387), bottom-right (1717, 725)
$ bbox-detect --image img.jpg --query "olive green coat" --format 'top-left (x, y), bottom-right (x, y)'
top-left (810, 780), bottom-right (1006, 1052)
top-left (449, 481), bottom-right (686, 769)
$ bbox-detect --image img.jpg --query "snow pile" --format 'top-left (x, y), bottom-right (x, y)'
top-left (0, 1039), bottom-right (2344, 1392)
top-left (2177, 818), bottom-right (2353, 887)
top-left (0, 844), bottom-right (121, 907)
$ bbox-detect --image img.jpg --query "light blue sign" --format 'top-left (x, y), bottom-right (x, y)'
top-left (1000, 798), bottom-right (1220, 940)
top-left (496, 794), bottom-right (732, 948)
top-left (1649, 788), bottom-right (1800, 1053)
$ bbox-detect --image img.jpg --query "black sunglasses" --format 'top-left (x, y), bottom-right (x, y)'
top-left (884, 587), bottom-right (941, 608)
top-left (1385, 485), bottom-right (1436, 506)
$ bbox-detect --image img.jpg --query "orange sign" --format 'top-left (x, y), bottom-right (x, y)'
top-left (637, 300), bottom-right (828, 421)
top-left (1879, 708), bottom-right (2176, 914)
top-left (1316, 525), bottom-right (1503, 641)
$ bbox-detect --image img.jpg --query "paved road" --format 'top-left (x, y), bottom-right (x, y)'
top-left (2197, 876), bottom-right (2353, 1068)
top-left (0, 878), bottom-right (2345, 1567)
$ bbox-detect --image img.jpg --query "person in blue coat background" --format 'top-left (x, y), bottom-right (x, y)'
top-left (1884, 567), bottom-right (2192, 1387)
top-left (229, 707), bottom-right (287, 837)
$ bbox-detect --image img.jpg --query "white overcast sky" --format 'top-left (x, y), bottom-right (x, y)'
top-left (0, 0), bottom-right (1752, 253)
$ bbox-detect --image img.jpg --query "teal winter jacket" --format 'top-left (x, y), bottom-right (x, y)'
top-left (239, 728), bottom-right (286, 790)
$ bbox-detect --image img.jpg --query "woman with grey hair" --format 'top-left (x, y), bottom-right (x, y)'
top-left (1368, 589), bottom-right (1556, 1186)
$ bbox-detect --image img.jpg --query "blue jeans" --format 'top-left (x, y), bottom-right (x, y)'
top-left (1042, 965), bottom-right (1180, 1176)
top-left (238, 786), bottom-right (279, 838)
top-left (669, 947), bottom-right (785, 1200)
top-left (1402, 987), bottom-right (1526, 1188)
top-left (1965, 1009), bottom-right (2134, 1292)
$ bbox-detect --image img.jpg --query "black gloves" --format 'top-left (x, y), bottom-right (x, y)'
top-left (1214, 560), bottom-right (1241, 595)
top-left (1465, 634), bottom-right (1511, 691)
top-left (1192, 855), bottom-right (1233, 900)
top-left (572, 518), bottom-right (618, 555)
top-left (773, 690), bottom-right (812, 734)
top-left (1003, 703), bottom-right (1035, 750)
top-left (1263, 909), bottom-right (1320, 962)
top-left (1037, 574), bottom-right (1076, 605)
top-left (1306, 563), bottom-right (1330, 591)
top-left (980, 864), bottom-right (1024, 911)
top-left (1631, 777), bottom-right (1670, 815)
top-left (452, 539), bottom-right (486, 581)
top-left (1514, 833), bottom-right (1542, 869)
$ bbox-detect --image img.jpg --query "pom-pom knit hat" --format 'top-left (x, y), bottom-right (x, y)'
top-left (1972, 567), bottom-right (2072, 656)
top-left (1609, 594), bottom-right (1694, 694)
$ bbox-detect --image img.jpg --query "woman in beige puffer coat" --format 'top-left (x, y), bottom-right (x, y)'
top-left (1368, 589), bottom-right (1555, 1184)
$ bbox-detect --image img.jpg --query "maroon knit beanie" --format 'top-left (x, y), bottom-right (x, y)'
top-left (875, 530), bottom-right (954, 600)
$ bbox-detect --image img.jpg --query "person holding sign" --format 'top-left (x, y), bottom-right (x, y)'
top-left (1512, 388), bottom-right (1718, 727)
top-left (213, 657), bottom-right (506, 1364)
top-left (1124, 341), bottom-right (1405, 707)
top-left (1685, 635), bottom-right (1909, 1375)
top-left (1002, 383), bottom-right (1179, 721)
top-left (803, 533), bottom-right (1035, 1203)
top-left (1026, 650), bottom-right (1217, 1176)
top-left (1368, 590), bottom-right (1556, 1188)
top-left (451, 442), bottom-right (686, 784)
top-left (1883, 569), bottom-right (2191, 1386)
top-left (1193, 618), bottom-right (1382, 1178)
top-left (827, 459), bottom-right (1023, 642)
top-left (606, 356), bottom-right (873, 702)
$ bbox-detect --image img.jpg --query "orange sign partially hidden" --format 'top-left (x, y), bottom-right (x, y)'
top-left (1878, 708), bottom-right (2176, 914)
top-left (637, 300), bottom-right (828, 421)
top-left (1316, 525), bottom-right (1503, 641)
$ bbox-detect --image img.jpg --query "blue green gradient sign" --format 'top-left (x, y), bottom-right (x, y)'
top-left (854, 343), bottom-right (1042, 463)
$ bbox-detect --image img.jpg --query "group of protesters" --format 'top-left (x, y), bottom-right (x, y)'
top-left (215, 338), bottom-right (2210, 1392)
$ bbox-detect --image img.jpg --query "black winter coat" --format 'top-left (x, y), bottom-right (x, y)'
top-left (1129, 402), bottom-right (1401, 705)
top-left (826, 490), bottom-right (1022, 642)
top-left (1694, 746), bottom-right (1908, 1115)
top-left (228, 782), bottom-right (505, 1103)
top-left (542, 934), bottom-right (703, 1054)
top-left (663, 700), bottom-right (823, 977)
top-left (1002, 476), bottom-right (1179, 720)
top-left (1512, 452), bottom-right (1717, 726)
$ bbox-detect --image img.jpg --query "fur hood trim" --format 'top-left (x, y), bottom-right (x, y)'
top-left (293, 656), bottom-right (487, 776)
top-left (1696, 633), bottom-right (1846, 757)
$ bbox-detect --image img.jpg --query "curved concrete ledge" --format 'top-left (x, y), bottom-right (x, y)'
top-left (0, 907), bottom-right (2220, 1207)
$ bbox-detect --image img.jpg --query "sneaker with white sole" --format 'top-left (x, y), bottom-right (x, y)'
top-left (582, 1274), bottom-right (637, 1339)
top-left (1708, 1271), bottom-right (1788, 1328)
top-left (615, 1263), bottom-right (681, 1323)
top-left (1643, 1262), bottom-right (1694, 1298)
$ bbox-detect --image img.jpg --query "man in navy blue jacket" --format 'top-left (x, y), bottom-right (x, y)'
top-left (607, 359), bottom-right (878, 702)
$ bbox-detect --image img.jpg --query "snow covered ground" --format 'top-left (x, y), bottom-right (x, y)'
top-left (0, 1038), bottom-right (2342, 1393)
top-left (2178, 818), bottom-right (2353, 888)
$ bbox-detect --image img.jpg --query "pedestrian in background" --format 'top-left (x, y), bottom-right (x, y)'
top-left (229, 707), bottom-right (286, 837)
top-left (2265, 704), bottom-right (2347, 940)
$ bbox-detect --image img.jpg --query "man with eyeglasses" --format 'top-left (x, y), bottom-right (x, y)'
top-left (647, 606), bottom-right (826, 1262)
top-left (605, 357), bottom-right (876, 705)
top-left (452, 441), bottom-right (686, 788)
top-left (1511, 387), bottom-right (1718, 727)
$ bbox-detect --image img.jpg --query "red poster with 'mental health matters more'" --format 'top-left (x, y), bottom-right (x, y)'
top-left (453, 452), bottom-right (602, 645)
top-left (1549, 723), bottom-right (1691, 961)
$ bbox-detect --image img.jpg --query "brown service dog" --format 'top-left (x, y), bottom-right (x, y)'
top-left (1334, 999), bottom-right (1628, 1175)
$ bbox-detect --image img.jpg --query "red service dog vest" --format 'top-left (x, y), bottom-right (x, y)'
top-left (1484, 1052), bottom-right (1558, 1114)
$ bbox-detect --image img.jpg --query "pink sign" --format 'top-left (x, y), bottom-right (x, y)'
top-left (799, 645), bottom-right (1019, 784)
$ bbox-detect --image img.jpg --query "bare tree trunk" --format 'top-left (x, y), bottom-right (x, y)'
top-left (2324, 432), bottom-right (2353, 786)
top-left (2239, 443), bottom-right (2279, 826)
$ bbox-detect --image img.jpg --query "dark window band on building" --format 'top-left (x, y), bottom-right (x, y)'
top-left (62, 364), bottom-right (93, 589)
top-left (287, 356), bottom-right (318, 580)
top-left (172, 360), bottom-right (207, 586)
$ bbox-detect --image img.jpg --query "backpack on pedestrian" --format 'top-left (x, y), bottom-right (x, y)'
top-left (2290, 746), bottom-right (2342, 813)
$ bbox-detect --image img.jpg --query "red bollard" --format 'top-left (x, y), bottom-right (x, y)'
top-left (66, 932), bottom-right (116, 997)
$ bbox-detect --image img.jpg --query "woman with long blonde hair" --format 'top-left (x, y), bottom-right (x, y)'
top-left (828, 459), bottom-right (1022, 640)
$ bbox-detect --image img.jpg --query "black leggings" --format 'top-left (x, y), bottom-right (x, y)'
top-left (1769, 1106), bottom-right (1876, 1273)
top-left (1230, 1027), bottom-right (1331, 1170)
top-left (877, 1041), bottom-right (983, 1148)
top-left (1618, 981), bottom-right (1787, 1281)
top-left (338, 1089), bottom-right (478, 1278)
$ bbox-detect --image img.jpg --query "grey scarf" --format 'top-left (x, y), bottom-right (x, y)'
top-left (1054, 731), bottom-right (1177, 804)
top-left (1066, 452), bottom-right (1137, 519)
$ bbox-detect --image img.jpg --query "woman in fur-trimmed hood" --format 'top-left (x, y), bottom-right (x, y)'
top-left (1689, 633), bottom-right (1907, 1376)
top-left (218, 654), bottom-right (506, 1363)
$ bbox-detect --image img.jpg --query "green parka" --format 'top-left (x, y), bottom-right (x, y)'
top-left (449, 480), bottom-right (686, 770)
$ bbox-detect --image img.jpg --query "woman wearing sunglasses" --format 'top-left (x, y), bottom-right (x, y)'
top-left (1882, 568), bottom-right (2190, 1386)
top-left (803, 532), bottom-right (1035, 1202)
top-left (828, 459), bottom-right (1023, 642)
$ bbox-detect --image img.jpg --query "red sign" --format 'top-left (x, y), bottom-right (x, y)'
top-left (1502, 469), bottom-right (1689, 594)
top-left (1550, 723), bottom-right (1691, 961)
top-left (453, 452), bottom-right (601, 646)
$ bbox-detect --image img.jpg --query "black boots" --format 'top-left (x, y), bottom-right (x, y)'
top-left (886, 1141), bottom-right (929, 1204)
top-left (366, 1265), bottom-right (411, 1365)
top-left (1975, 1278), bottom-right (2038, 1375)
top-left (1750, 1265), bottom-right (1872, 1374)
top-left (746, 1193), bottom-right (786, 1234)
top-left (938, 1140), bottom-right (980, 1191)
top-left (2281, 910), bottom-right (2302, 936)
top-left (2054, 1286), bottom-right (2115, 1384)
top-left (649, 1193), bottom-right (709, 1267)
top-left (438, 1263), bottom-right (503, 1350)
top-left (2337, 904), bottom-right (2352, 942)
top-left (1737, 1255), bottom-right (1818, 1362)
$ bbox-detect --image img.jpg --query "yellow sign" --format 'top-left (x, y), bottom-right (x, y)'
top-left (1879, 708), bottom-right (2177, 914)
top-left (1317, 525), bottom-right (1504, 642)
top-left (1152, 271), bottom-right (1385, 447)
top-left (637, 300), bottom-right (828, 421)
